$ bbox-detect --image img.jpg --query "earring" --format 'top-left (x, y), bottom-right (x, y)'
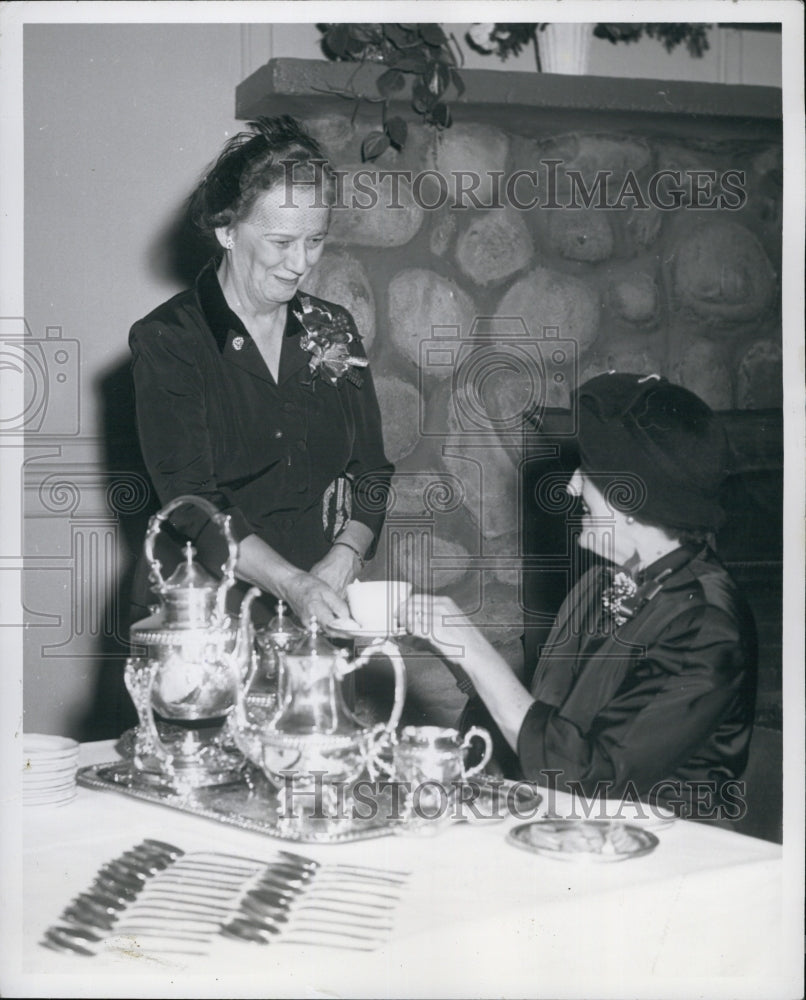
top-left (226, 238), bottom-right (234, 250)
top-left (626, 516), bottom-right (635, 525)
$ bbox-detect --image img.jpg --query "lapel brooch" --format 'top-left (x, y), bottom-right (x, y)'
top-left (602, 570), bottom-right (639, 628)
top-left (293, 295), bottom-right (368, 388)
top-left (602, 565), bottom-right (675, 629)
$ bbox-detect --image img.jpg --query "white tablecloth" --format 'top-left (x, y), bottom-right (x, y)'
top-left (5, 741), bottom-right (799, 999)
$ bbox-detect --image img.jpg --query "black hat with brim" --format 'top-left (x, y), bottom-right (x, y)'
top-left (572, 372), bottom-right (729, 532)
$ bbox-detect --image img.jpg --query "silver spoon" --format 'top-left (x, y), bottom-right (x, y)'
top-left (246, 886), bottom-right (393, 925)
top-left (255, 870), bottom-right (397, 908)
top-left (238, 900), bottom-right (385, 941)
top-left (221, 915), bottom-right (383, 948)
top-left (74, 890), bottom-right (127, 914)
top-left (242, 888), bottom-right (392, 929)
top-left (260, 862), bottom-right (400, 895)
top-left (97, 860), bottom-right (146, 890)
top-left (92, 872), bottom-right (139, 903)
top-left (278, 849), bottom-right (410, 882)
top-left (42, 925), bottom-right (99, 956)
top-left (119, 849), bottom-right (173, 873)
top-left (62, 901), bottom-right (117, 932)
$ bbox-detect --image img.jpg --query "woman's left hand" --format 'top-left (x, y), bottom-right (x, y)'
top-left (310, 545), bottom-right (360, 597)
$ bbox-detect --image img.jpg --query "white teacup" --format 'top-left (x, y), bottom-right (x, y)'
top-left (345, 580), bottom-right (412, 632)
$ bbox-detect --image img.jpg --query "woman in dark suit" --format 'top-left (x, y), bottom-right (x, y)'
top-left (406, 373), bottom-right (757, 818)
top-left (129, 116), bottom-right (393, 627)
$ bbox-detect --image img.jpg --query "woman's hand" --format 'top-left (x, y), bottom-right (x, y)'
top-left (309, 545), bottom-right (360, 598)
top-left (402, 594), bottom-right (491, 672)
top-left (281, 571), bottom-right (350, 627)
top-left (234, 534), bottom-right (349, 626)
top-left (403, 593), bottom-right (536, 754)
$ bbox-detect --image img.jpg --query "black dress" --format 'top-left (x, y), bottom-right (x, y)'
top-left (128, 260), bottom-right (394, 621)
top-left (515, 544), bottom-right (757, 815)
top-left (461, 545), bottom-right (757, 816)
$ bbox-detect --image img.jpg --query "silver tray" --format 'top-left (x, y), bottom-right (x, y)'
top-left (77, 761), bottom-right (398, 844)
top-left (77, 761), bottom-right (543, 844)
top-left (507, 819), bottom-right (659, 862)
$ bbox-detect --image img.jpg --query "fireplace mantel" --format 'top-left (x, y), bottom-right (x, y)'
top-left (236, 58), bottom-right (781, 139)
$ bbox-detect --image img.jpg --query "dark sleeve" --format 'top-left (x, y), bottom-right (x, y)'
top-left (340, 310), bottom-right (394, 559)
top-left (129, 319), bottom-right (254, 564)
top-left (517, 603), bottom-right (749, 796)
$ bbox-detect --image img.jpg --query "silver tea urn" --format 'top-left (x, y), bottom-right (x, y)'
top-left (124, 495), bottom-right (259, 792)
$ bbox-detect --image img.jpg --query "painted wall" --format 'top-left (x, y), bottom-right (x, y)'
top-left (21, 22), bottom-right (782, 740)
top-left (23, 24), bottom-right (246, 737)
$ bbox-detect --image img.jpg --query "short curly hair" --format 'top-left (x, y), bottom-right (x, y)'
top-left (189, 115), bottom-right (335, 239)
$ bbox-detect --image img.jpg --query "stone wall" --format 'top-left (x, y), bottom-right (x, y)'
top-left (295, 105), bottom-right (782, 672)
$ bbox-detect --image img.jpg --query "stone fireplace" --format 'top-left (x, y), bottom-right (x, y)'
top-left (237, 59), bottom-right (783, 837)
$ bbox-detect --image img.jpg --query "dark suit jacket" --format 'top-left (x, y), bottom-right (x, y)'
top-left (128, 260), bottom-right (393, 620)
top-left (514, 544), bottom-right (757, 811)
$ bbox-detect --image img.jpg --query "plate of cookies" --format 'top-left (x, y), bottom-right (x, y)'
top-left (507, 819), bottom-right (659, 862)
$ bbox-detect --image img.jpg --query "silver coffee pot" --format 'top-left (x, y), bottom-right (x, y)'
top-left (229, 620), bottom-right (407, 827)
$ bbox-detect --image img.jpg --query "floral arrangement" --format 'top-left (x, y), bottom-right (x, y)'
top-left (602, 570), bottom-right (639, 628)
top-left (294, 295), bottom-right (368, 388)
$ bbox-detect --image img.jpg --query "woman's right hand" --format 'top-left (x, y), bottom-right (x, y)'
top-left (235, 534), bottom-right (350, 627)
top-left (402, 594), bottom-right (492, 667)
top-left (280, 571), bottom-right (350, 627)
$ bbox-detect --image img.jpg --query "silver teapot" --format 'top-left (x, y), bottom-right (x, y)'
top-left (124, 495), bottom-right (260, 790)
top-left (229, 620), bottom-right (406, 826)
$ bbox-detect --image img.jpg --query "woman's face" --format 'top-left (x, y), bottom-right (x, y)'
top-left (218, 182), bottom-right (330, 310)
top-left (566, 468), bottom-right (628, 563)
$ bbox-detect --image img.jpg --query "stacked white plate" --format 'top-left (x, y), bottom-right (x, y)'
top-left (23, 733), bottom-right (79, 807)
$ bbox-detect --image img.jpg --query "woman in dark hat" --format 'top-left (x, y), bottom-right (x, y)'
top-left (406, 372), bottom-right (757, 818)
top-left (129, 116), bottom-right (393, 628)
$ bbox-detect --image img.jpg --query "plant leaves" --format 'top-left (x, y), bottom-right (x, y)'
top-left (362, 130), bottom-right (391, 161)
top-left (346, 35), bottom-right (369, 56)
top-left (391, 51), bottom-right (429, 74)
top-left (325, 23), bottom-right (352, 58)
top-left (376, 68), bottom-right (406, 97)
top-left (384, 24), bottom-right (415, 48)
top-left (385, 116), bottom-right (408, 150)
top-left (419, 24), bottom-right (448, 48)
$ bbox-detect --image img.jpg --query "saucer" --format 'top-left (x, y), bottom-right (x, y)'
top-left (23, 733), bottom-right (79, 755)
top-left (327, 618), bottom-right (406, 640)
top-left (508, 819), bottom-right (659, 862)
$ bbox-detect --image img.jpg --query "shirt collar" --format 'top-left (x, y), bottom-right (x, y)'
top-left (194, 258), bottom-right (302, 354)
top-left (614, 542), bottom-right (702, 586)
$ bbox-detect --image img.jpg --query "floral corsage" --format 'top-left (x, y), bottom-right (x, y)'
top-left (294, 295), bottom-right (368, 388)
top-left (602, 571), bottom-right (639, 628)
